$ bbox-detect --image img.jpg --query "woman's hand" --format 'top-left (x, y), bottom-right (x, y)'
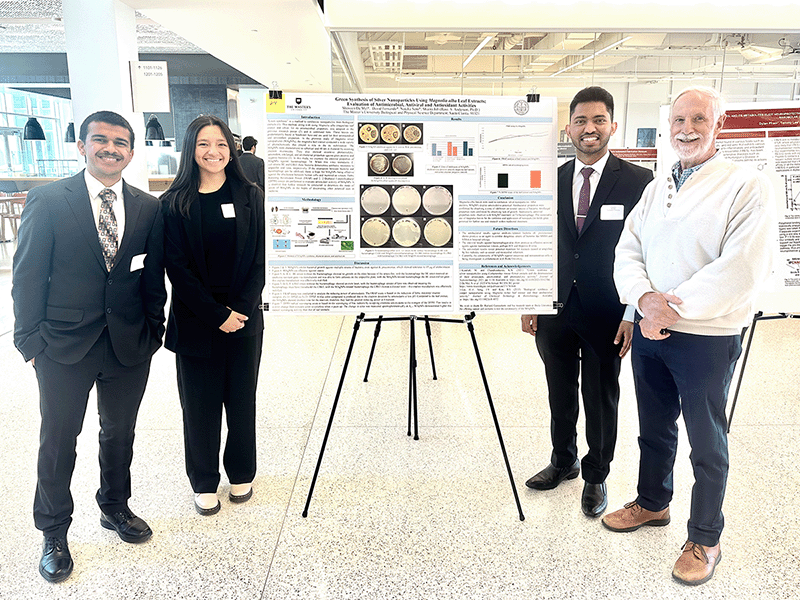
top-left (219, 309), bottom-right (248, 333)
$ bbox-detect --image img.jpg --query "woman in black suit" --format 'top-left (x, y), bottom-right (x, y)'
top-left (162, 115), bottom-right (264, 515)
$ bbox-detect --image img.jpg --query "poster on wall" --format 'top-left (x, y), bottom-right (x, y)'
top-left (263, 93), bottom-right (558, 315)
top-left (658, 101), bottom-right (800, 314)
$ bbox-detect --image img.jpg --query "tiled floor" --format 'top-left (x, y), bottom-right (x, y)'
top-left (1, 247), bottom-right (799, 599)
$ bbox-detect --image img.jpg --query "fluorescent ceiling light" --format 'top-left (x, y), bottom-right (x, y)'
top-left (550, 36), bottom-right (633, 77)
top-left (463, 34), bottom-right (495, 69)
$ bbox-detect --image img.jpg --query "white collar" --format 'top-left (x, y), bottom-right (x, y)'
top-left (84, 169), bottom-right (124, 201)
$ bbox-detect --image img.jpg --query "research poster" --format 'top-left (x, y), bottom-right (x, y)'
top-left (263, 93), bottom-right (558, 315)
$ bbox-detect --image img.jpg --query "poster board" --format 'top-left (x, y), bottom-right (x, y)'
top-left (658, 101), bottom-right (800, 314)
top-left (263, 93), bottom-right (558, 315)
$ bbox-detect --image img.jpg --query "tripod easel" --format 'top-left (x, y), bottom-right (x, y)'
top-left (302, 312), bottom-right (525, 521)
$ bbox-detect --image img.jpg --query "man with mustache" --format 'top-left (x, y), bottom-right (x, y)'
top-left (606, 86), bottom-right (776, 585)
top-left (13, 111), bottom-right (166, 583)
top-left (522, 87), bottom-right (652, 517)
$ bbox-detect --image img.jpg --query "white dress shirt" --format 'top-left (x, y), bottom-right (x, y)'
top-left (571, 151), bottom-right (610, 227)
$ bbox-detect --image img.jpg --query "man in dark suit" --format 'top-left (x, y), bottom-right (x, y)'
top-left (12, 110), bottom-right (166, 583)
top-left (238, 135), bottom-right (264, 191)
top-left (521, 87), bottom-right (653, 517)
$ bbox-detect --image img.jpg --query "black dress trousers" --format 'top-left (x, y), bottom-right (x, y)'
top-left (34, 330), bottom-right (151, 537)
top-left (176, 330), bottom-right (262, 493)
top-left (534, 289), bottom-right (622, 484)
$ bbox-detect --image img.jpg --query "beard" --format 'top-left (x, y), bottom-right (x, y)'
top-left (671, 132), bottom-right (714, 165)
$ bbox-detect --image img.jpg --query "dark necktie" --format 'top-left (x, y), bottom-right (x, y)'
top-left (98, 188), bottom-right (118, 271)
top-left (576, 167), bottom-right (593, 233)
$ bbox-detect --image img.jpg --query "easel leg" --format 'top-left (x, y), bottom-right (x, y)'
top-left (424, 315), bottom-right (438, 380)
top-left (363, 316), bottom-right (383, 382)
top-left (727, 311), bottom-right (761, 433)
top-left (466, 315), bottom-right (525, 521)
top-left (303, 313), bottom-right (364, 517)
top-left (408, 316), bottom-right (419, 440)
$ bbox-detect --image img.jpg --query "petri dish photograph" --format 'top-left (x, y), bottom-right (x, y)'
top-left (359, 123), bottom-right (378, 143)
top-left (392, 154), bottom-right (412, 175)
top-left (360, 186), bottom-right (391, 215)
top-left (361, 217), bottom-right (391, 247)
top-left (391, 186), bottom-right (421, 215)
top-left (422, 186), bottom-right (453, 215)
top-left (381, 124), bottom-right (401, 143)
top-left (403, 124), bottom-right (422, 143)
top-left (424, 217), bottom-right (452, 247)
top-left (369, 153), bottom-right (390, 175)
top-left (392, 217), bottom-right (421, 247)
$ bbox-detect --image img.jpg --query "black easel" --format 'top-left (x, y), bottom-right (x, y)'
top-left (727, 311), bottom-right (796, 432)
top-left (302, 312), bottom-right (525, 521)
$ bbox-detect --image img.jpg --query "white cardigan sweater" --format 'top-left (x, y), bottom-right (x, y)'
top-left (614, 156), bottom-right (776, 336)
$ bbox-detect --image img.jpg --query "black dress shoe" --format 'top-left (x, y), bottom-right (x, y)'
top-left (581, 481), bottom-right (608, 517)
top-left (100, 509), bottom-right (152, 543)
top-left (525, 459), bottom-right (580, 490)
top-left (39, 536), bottom-right (73, 583)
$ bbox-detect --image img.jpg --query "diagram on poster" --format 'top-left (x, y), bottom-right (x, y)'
top-left (264, 94), bottom-right (558, 315)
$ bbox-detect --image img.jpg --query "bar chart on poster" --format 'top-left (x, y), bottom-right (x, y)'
top-left (263, 93), bottom-right (559, 315)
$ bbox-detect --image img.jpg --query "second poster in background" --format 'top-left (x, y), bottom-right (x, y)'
top-left (263, 93), bottom-right (558, 315)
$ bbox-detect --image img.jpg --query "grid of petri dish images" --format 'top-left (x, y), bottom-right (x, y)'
top-left (358, 123), bottom-right (424, 146)
top-left (367, 152), bottom-right (414, 177)
top-left (360, 184), bottom-right (454, 249)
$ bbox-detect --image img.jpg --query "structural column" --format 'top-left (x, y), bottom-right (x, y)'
top-left (63, 0), bottom-right (148, 190)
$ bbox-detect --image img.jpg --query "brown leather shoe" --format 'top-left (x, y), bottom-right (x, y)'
top-left (601, 501), bottom-right (670, 532)
top-left (672, 541), bottom-right (721, 585)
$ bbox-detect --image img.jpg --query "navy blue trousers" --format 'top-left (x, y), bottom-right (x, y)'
top-left (631, 327), bottom-right (741, 547)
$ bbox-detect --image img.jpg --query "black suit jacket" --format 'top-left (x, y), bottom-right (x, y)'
top-left (12, 170), bottom-right (167, 366)
top-left (546, 153), bottom-right (653, 346)
top-left (238, 152), bottom-right (264, 191)
top-left (163, 178), bottom-right (265, 357)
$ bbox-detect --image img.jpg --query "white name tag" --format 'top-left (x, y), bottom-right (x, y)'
top-left (221, 204), bottom-right (236, 218)
top-left (600, 204), bottom-right (624, 221)
top-left (130, 253), bottom-right (146, 272)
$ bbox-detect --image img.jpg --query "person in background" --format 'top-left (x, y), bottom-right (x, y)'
top-left (13, 110), bottom-right (166, 583)
top-left (606, 86), bottom-right (776, 585)
top-left (162, 115), bottom-right (265, 516)
top-left (238, 135), bottom-right (265, 191)
top-left (522, 86), bottom-right (652, 518)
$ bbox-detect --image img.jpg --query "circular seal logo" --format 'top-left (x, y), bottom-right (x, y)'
top-left (513, 99), bottom-right (529, 115)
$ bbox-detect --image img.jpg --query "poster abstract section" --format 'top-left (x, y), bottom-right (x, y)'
top-left (264, 93), bottom-right (558, 315)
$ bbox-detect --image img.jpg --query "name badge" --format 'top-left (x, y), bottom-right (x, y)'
top-left (600, 204), bottom-right (624, 221)
top-left (130, 253), bottom-right (146, 272)
top-left (221, 204), bottom-right (236, 218)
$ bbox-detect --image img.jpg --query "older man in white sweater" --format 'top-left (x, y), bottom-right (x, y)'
top-left (604, 86), bottom-right (776, 586)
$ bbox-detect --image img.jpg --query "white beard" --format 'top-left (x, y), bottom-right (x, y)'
top-left (671, 133), bottom-right (714, 164)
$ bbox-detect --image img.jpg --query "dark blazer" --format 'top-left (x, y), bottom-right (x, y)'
top-left (12, 170), bottom-right (166, 366)
top-left (163, 178), bottom-right (265, 357)
top-left (238, 151), bottom-right (265, 190)
top-left (548, 153), bottom-right (653, 345)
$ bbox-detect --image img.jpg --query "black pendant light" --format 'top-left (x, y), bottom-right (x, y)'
top-left (145, 114), bottom-right (165, 141)
top-left (64, 122), bottom-right (75, 143)
top-left (23, 117), bottom-right (46, 140)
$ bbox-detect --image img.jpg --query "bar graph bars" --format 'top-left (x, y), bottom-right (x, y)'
top-left (431, 138), bottom-right (475, 157)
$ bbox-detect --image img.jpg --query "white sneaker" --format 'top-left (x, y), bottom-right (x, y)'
top-left (194, 493), bottom-right (220, 515)
top-left (229, 483), bottom-right (253, 503)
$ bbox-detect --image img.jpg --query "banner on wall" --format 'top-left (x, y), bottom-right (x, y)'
top-left (658, 101), bottom-right (800, 314)
top-left (263, 93), bottom-right (559, 315)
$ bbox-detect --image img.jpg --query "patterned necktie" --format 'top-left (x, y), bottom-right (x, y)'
top-left (98, 188), bottom-right (118, 271)
top-left (576, 167), bottom-right (593, 233)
